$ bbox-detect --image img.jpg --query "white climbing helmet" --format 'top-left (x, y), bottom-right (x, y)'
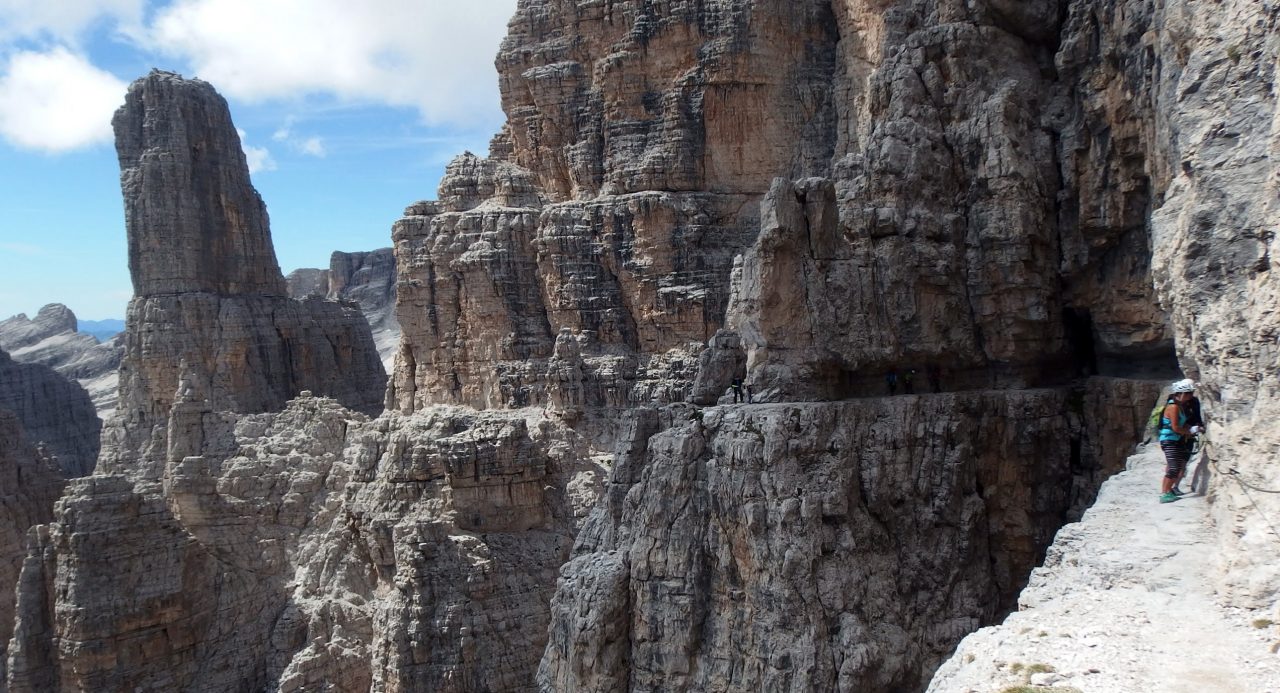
top-left (1171, 378), bottom-right (1196, 394)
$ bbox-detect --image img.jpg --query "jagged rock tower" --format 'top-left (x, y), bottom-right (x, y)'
top-left (3, 71), bottom-right (389, 691)
top-left (101, 70), bottom-right (386, 483)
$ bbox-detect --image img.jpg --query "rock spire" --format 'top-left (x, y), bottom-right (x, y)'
top-left (115, 70), bottom-right (286, 298)
top-left (101, 71), bottom-right (386, 484)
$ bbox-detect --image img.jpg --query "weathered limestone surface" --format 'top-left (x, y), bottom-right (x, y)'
top-left (540, 388), bottom-right (1156, 692)
top-left (0, 304), bottom-right (124, 416)
top-left (386, 0), bottom-right (848, 413)
top-left (8, 395), bottom-right (606, 692)
top-left (329, 250), bottom-right (397, 340)
top-left (928, 445), bottom-right (1280, 693)
top-left (7, 475), bottom-right (237, 692)
top-left (498, 1), bottom-right (839, 200)
top-left (101, 71), bottom-right (386, 485)
top-left (288, 248), bottom-right (401, 368)
top-left (12, 0), bottom-right (1280, 689)
top-left (1143, 0), bottom-right (1280, 608)
top-left (116, 73), bottom-right (285, 298)
top-left (0, 410), bottom-right (64, 689)
top-left (0, 348), bottom-right (99, 478)
top-left (394, 0), bottom-right (1181, 419)
top-left (388, 179), bottom-right (751, 414)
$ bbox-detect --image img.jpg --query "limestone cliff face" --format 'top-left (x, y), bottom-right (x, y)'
top-left (498, 0), bottom-right (838, 199)
top-left (287, 248), bottom-right (401, 368)
top-left (386, 0), bottom-right (847, 413)
top-left (541, 385), bottom-right (1159, 692)
top-left (0, 348), bottom-right (100, 478)
top-left (115, 73), bottom-right (285, 298)
top-left (10, 0), bottom-right (1278, 690)
top-left (1143, 0), bottom-right (1280, 608)
top-left (391, 0), bottom-right (1179, 417)
top-left (8, 394), bottom-right (602, 692)
top-left (101, 71), bottom-right (386, 485)
top-left (0, 411), bottom-right (64, 688)
top-left (0, 304), bottom-right (124, 416)
top-left (387, 147), bottom-right (754, 414)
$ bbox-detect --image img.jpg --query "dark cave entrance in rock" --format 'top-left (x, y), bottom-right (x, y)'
top-left (1061, 307), bottom-right (1099, 377)
top-left (1097, 344), bottom-right (1182, 380)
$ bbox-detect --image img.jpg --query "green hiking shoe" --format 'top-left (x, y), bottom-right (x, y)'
top-left (1159, 491), bottom-right (1180, 503)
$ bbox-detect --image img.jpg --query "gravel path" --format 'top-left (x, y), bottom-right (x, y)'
top-left (928, 443), bottom-right (1280, 692)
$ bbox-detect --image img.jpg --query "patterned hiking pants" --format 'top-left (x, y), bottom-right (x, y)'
top-left (1161, 440), bottom-right (1193, 480)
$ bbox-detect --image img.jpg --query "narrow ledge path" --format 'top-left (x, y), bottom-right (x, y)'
top-left (928, 444), bottom-right (1280, 693)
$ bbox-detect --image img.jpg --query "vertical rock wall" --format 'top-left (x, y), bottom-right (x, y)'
top-left (391, 0), bottom-right (1182, 417)
top-left (287, 248), bottom-right (401, 368)
top-left (1144, 0), bottom-right (1280, 607)
top-left (0, 348), bottom-right (100, 478)
top-left (388, 0), bottom-right (847, 413)
top-left (542, 385), bottom-right (1167, 692)
top-left (0, 411), bottom-right (64, 689)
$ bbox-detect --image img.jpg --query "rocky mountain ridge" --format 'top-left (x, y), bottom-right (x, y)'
top-left (0, 304), bottom-right (124, 416)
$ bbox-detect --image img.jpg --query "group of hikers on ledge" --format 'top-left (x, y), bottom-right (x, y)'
top-left (1158, 378), bottom-right (1205, 504)
top-left (884, 365), bottom-right (943, 395)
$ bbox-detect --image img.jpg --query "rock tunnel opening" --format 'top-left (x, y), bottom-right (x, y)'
top-left (1061, 307), bottom-right (1181, 380)
top-left (1096, 344), bottom-right (1182, 380)
top-left (1062, 307), bottom-right (1100, 377)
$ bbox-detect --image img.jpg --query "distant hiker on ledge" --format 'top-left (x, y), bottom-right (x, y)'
top-left (885, 368), bottom-right (898, 395)
top-left (903, 368), bottom-right (916, 395)
top-left (927, 364), bottom-right (942, 393)
top-left (731, 377), bottom-right (745, 403)
top-left (1158, 379), bottom-right (1201, 503)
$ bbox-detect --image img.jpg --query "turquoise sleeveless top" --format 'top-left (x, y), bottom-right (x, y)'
top-left (1159, 404), bottom-right (1187, 443)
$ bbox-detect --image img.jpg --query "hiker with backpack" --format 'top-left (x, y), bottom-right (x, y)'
top-left (1158, 379), bottom-right (1203, 503)
top-left (1173, 378), bottom-right (1205, 493)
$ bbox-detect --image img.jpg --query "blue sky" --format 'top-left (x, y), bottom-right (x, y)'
top-left (0, 0), bottom-right (517, 321)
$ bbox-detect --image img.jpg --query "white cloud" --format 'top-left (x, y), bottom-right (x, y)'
top-left (243, 144), bottom-right (276, 173)
top-left (142, 0), bottom-right (517, 126)
top-left (271, 116), bottom-right (294, 141)
top-left (236, 128), bottom-right (276, 173)
top-left (0, 48), bottom-right (128, 152)
top-left (299, 136), bottom-right (325, 157)
top-left (269, 116), bottom-right (325, 156)
top-left (0, 0), bottom-right (144, 45)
